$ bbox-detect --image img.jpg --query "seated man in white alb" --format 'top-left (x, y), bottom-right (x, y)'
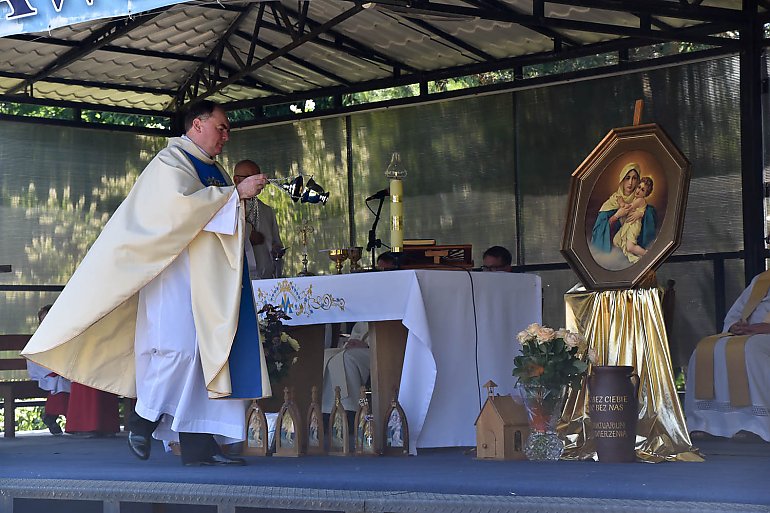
top-left (322, 321), bottom-right (370, 417)
top-left (321, 252), bottom-right (398, 419)
top-left (685, 270), bottom-right (770, 442)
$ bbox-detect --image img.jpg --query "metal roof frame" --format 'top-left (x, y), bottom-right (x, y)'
top-left (0, 0), bottom-right (756, 121)
top-left (0, 0), bottom-right (767, 281)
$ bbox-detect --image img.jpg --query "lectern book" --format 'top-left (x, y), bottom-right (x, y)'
top-left (400, 244), bottom-right (473, 270)
top-left (403, 239), bottom-right (436, 246)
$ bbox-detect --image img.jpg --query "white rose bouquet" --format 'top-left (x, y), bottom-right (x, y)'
top-left (513, 323), bottom-right (594, 392)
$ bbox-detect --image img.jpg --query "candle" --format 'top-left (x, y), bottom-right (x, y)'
top-left (390, 178), bottom-right (403, 252)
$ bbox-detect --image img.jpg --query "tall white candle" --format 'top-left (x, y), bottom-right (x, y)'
top-left (390, 178), bottom-right (403, 252)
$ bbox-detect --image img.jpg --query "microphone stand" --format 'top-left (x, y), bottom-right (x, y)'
top-left (366, 195), bottom-right (386, 269)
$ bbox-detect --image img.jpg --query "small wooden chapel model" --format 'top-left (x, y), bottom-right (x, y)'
top-left (475, 380), bottom-right (529, 461)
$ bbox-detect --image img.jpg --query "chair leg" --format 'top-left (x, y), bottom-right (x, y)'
top-left (1, 386), bottom-right (16, 438)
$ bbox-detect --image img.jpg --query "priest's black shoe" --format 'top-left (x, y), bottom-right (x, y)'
top-left (42, 414), bottom-right (62, 435)
top-left (128, 431), bottom-right (152, 460)
top-left (183, 454), bottom-right (247, 466)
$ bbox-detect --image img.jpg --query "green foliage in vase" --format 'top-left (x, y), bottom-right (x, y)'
top-left (513, 323), bottom-right (594, 391)
top-left (259, 304), bottom-right (300, 383)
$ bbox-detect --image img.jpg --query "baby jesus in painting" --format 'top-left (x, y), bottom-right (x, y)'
top-left (613, 176), bottom-right (654, 264)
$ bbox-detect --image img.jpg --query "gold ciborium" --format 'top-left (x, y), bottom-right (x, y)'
top-left (348, 246), bottom-right (363, 273)
top-left (328, 249), bottom-right (349, 274)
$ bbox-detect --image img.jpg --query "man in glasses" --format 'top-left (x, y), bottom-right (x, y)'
top-left (233, 159), bottom-right (284, 280)
top-left (24, 101), bottom-right (271, 467)
top-left (481, 246), bottom-right (513, 273)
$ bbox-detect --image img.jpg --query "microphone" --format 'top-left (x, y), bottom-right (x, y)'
top-left (365, 188), bottom-right (390, 202)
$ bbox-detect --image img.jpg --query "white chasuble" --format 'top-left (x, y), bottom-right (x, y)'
top-left (135, 192), bottom-right (247, 443)
top-left (23, 138), bottom-right (248, 400)
top-left (685, 274), bottom-right (770, 441)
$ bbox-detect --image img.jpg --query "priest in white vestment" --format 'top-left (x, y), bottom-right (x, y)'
top-left (685, 271), bottom-right (770, 442)
top-left (23, 101), bottom-right (271, 466)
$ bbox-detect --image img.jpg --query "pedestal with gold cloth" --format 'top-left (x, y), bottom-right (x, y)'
top-left (561, 286), bottom-right (702, 462)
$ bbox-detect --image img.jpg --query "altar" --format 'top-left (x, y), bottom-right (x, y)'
top-left (252, 270), bottom-right (542, 454)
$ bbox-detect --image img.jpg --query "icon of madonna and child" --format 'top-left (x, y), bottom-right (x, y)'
top-left (587, 154), bottom-right (667, 271)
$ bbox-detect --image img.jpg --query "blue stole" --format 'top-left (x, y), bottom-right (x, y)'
top-left (184, 151), bottom-right (263, 399)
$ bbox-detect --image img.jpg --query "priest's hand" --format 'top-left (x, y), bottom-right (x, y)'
top-left (237, 174), bottom-right (267, 199)
top-left (729, 320), bottom-right (770, 335)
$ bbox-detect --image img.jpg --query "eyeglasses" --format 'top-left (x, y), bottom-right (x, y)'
top-left (234, 175), bottom-right (251, 179)
top-left (481, 265), bottom-right (509, 272)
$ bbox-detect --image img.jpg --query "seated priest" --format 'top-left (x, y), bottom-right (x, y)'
top-left (685, 270), bottom-right (770, 442)
top-left (481, 246), bottom-right (512, 273)
top-left (321, 321), bottom-right (370, 421)
top-left (321, 252), bottom-right (396, 422)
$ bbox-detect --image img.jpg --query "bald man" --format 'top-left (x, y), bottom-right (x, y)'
top-left (233, 160), bottom-right (284, 280)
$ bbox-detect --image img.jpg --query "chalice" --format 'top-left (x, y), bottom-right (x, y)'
top-left (328, 249), bottom-right (349, 274)
top-left (348, 246), bottom-right (363, 273)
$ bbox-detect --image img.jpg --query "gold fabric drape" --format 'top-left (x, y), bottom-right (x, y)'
top-left (561, 286), bottom-right (703, 462)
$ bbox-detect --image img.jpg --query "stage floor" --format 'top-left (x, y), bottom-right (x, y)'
top-left (0, 431), bottom-right (768, 513)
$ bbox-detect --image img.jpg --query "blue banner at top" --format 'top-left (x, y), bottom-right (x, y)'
top-left (0, 0), bottom-right (190, 37)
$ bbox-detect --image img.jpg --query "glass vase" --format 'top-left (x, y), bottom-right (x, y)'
top-left (518, 383), bottom-right (567, 461)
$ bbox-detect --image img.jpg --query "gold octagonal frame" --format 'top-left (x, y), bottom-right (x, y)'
top-left (561, 123), bottom-right (691, 290)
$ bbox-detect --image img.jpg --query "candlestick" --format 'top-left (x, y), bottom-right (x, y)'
top-left (384, 153), bottom-right (407, 253)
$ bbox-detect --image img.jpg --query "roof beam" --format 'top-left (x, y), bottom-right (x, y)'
top-left (363, 1), bottom-right (740, 46)
top-left (233, 29), bottom-right (351, 85)
top-left (246, 2), bottom-right (267, 67)
top-left (245, 17), bottom-right (407, 71)
top-left (193, 1), bottom-right (416, 73)
top-left (276, 3), bottom-right (418, 73)
top-left (0, 70), bottom-right (174, 96)
top-left (167, 3), bottom-right (285, 109)
top-left (544, 0), bottom-right (745, 23)
top-left (172, 3), bottom-right (261, 109)
top-left (0, 92), bottom-right (173, 117)
top-left (4, 34), bottom-right (204, 63)
top-left (5, 33), bottom-right (269, 94)
top-left (4, 7), bottom-right (169, 95)
top-left (178, 4), bottom-right (366, 107)
top-left (396, 14), bottom-right (495, 61)
top-left (462, 0), bottom-right (581, 48)
top-left (225, 43), bottom-right (733, 116)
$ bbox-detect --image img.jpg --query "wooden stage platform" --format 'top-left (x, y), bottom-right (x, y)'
top-left (0, 430), bottom-right (768, 513)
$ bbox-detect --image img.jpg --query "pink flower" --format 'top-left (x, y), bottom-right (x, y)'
top-left (536, 326), bottom-right (555, 342)
top-left (564, 332), bottom-right (581, 348)
top-left (526, 323), bottom-right (541, 336)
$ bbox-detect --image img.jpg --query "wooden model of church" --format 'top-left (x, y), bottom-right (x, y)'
top-left (474, 380), bottom-right (529, 461)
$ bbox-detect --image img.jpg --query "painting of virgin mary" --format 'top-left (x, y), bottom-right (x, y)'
top-left (587, 153), bottom-right (665, 270)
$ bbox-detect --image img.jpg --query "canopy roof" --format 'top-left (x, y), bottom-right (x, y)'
top-left (0, 0), bottom-right (761, 121)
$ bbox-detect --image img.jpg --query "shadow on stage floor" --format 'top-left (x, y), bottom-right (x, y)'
top-left (0, 430), bottom-right (768, 513)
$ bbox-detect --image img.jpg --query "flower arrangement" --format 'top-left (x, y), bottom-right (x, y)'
top-left (513, 323), bottom-right (595, 392)
top-left (258, 304), bottom-right (300, 383)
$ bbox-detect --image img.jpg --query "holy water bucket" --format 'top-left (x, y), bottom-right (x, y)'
top-left (587, 365), bottom-right (640, 463)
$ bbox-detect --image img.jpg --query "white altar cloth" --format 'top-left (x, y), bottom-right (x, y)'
top-left (253, 270), bottom-right (542, 454)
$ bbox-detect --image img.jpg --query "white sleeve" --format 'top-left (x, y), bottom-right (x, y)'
top-left (203, 190), bottom-right (239, 235)
top-left (723, 277), bottom-right (758, 331)
top-left (349, 322), bottom-right (370, 346)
